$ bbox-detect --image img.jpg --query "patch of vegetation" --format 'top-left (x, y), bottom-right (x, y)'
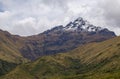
top-left (0, 60), bottom-right (17, 76)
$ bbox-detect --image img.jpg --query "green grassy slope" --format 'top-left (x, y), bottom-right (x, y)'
top-left (0, 30), bottom-right (28, 63)
top-left (0, 30), bottom-right (29, 76)
top-left (1, 36), bottom-right (120, 79)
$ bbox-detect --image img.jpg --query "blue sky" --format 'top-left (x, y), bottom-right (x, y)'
top-left (0, 0), bottom-right (120, 36)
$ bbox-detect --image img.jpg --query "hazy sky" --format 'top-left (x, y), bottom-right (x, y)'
top-left (0, 0), bottom-right (120, 36)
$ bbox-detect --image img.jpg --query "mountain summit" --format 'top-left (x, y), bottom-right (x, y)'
top-left (64, 17), bottom-right (103, 32)
top-left (43, 17), bottom-right (115, 36)
top-left (22, 17), bottom-right (116, 60)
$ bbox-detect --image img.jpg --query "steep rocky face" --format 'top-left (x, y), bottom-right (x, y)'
top-left (20, 17), bottom-right (116, 60)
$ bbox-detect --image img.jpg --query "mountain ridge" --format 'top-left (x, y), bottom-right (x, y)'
top-left (0, 17), bottom-right (116, 61)
top-left (24, 17), bottom-right (115, 60)
top-left (0, 17), bottom-right (118, 78)
top-left (1, 36), bottom-right (120, 79)
top-left (43, 17), bottom-right (115, 34)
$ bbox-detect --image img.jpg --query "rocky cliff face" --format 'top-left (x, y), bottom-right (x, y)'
top-left (20, 17), bottom-right (116, 60)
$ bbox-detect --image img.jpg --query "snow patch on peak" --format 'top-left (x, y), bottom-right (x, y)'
top-left (63, 17), bottom-right (104, 32)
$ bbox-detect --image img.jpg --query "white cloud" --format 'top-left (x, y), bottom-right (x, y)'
top-left (0, 11), bottom-right (12, 29)
top-left (0, 11), bottom-right (11, 18)
top-left (0, 0), bottom-right (120, 36)
top-left (11, 17), bottom-right (37, 36)
top-left (102, 0), bottom-right (120, 25)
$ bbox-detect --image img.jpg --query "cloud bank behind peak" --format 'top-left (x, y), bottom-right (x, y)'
top-left (0, 0), bottom-right (120, 36)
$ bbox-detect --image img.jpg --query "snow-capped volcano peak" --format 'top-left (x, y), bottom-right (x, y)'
top-left (43, 17), bottom-right (115, 36)
top-left (63, 17), bottom-right (104, 32)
